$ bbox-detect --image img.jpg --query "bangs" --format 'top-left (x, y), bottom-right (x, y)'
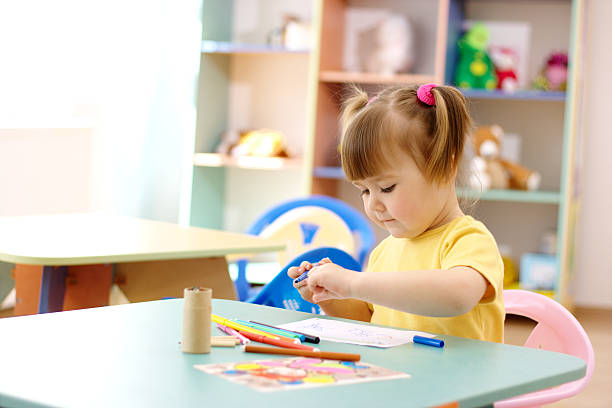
top-left (340, 108), bottom-right (426, 181)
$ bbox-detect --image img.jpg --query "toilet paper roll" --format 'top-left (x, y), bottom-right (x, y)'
top-left (181, 287), bottom-right (212, 353)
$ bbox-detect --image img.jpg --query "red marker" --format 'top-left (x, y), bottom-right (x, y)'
top-left (238, 330), bottom-right (319, 352)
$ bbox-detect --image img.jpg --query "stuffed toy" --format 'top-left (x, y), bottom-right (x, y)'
top-left (469, 125), bottom-right (541, 191)
top-left (217, 129), bottom-right (289, 158)
top-left (454, 23), bottom-right (497, 89)
top-left (533, 52), bottom-right (568, 91)
top-left (358, 15), bottom-right (413, 75)
top-left (490, 46), bottom-right (519, 92)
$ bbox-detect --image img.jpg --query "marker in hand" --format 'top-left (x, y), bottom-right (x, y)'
top-left (293, 261), bottom-right (324, 284)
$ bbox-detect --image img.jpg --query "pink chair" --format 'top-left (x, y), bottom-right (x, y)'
top-left (495, 289), bottom-right (595, 408)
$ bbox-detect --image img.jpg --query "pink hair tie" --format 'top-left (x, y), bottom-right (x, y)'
top-left (366, 96), bottom-right (377, 106)
top-left (417, 83), bottom-right (437, 106)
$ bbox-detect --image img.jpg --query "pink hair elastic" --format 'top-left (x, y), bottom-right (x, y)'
top-left (417, 83), bottom-right (437, 106)
top-left (366, 96), bottom-right (377, 106)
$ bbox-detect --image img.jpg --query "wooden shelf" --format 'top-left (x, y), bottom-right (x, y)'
top-left (319, 71), bottom-right (437, 85)
top-left (460, 89), bottom-right (566, 102)
top-left (457, 188), bottom-right (561, 204)
top-left (193, 153), bottom-right (302, 171)
top-left (201, 41), bottom-right (310, 55)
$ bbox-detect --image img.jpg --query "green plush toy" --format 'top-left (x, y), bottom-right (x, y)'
top-left (454, 23), bottom-right (498, 89)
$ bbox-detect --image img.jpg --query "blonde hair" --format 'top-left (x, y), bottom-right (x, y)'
top-left (340, 84), bottom-right (472, 185)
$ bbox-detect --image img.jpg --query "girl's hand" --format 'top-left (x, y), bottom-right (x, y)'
top-left (287, 258), bottom-right (331, 303)
top-left (306, 263), bottom-right (360, 303)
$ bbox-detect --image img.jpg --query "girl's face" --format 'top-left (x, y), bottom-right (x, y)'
top-left (352, 152), bottom-right (460, 239)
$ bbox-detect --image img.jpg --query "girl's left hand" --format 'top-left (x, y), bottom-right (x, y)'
top-left (306, 263), bottom-right (360, 303)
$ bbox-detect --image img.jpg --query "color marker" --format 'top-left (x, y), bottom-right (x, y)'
top-left (238, 330), bottom-right (318, 352)
top-left (293, 261), bottom-right (324, 284)
top-left (244, 344), bottom-right (360, 362)
top-left (212, 314), bottom-right (289, 342)
top-left (413, 335), bottom-right (444, 348)
top-left (250, 320), bottom-right (320, 344)
top-left (236, 319), bottom-right (305, 342)
top-left (216, 323), bottom-right (249, 344)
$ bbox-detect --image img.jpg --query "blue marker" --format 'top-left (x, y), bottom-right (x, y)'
top-left (293, 270), bottom-right (310, 284)
top-left (293, 261), bottom-right (324, 284)
top-left (413, 335), bottom-right (444, 348)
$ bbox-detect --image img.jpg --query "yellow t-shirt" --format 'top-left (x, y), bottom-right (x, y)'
top-left (366, 215), bottom-right (505, 342)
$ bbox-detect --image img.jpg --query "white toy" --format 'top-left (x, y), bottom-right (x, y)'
top-left (358, 15), bottom-right (413, 75)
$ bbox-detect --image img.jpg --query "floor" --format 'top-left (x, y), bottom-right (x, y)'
top-left (1, 306), bottom-right (609, 406)
top-left (504, 308), bottom-right (611, 407)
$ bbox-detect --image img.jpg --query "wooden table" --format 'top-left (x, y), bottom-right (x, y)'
top-left (0, 214), bottom-right (283, 315)
top-left (0, 299), bottom-right (586, 408)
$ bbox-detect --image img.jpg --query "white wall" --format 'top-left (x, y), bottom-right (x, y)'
top-left (0, 0), bottom-right (202, 222)
top-left (573, 0), bottom-right (612, 308)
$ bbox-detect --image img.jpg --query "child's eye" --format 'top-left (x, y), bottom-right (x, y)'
top-left (360, 189), bottom-right (370, 196)
top-left (381, 184), bottom-right (396, 193)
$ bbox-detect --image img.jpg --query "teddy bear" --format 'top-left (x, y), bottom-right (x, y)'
top-left (489, 46), bottom-right (519, 92)
top-left (454, 23), bottom-right (498, 89)
top-left (469, 125), bottom-right (541, 191)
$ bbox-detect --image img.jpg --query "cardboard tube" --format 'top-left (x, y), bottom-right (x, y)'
top-left (181, 287), bottom-right (212, 353)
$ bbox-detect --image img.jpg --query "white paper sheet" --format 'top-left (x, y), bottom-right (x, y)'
top-left (278, 318), bottom-right (435, 348)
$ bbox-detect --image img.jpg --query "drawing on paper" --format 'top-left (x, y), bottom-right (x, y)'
top-left (278, 318), bottom-right (434, 348)
top-left (195, 357), bottom-right (410, 392)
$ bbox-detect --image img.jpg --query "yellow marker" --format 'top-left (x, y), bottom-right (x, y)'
top-left (212, 314), bottom-right (284, 341)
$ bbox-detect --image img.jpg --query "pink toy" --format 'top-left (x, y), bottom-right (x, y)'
top-left (417, 83), bottom-right (437, 106)
top-left (495, 290), bottom-right (595, 408)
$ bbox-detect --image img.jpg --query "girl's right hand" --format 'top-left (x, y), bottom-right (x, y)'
top-left (287, 257), bottom-right (331, 303)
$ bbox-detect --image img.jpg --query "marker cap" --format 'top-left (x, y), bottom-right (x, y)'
top-left (413, 335), bottom-right (444, 348)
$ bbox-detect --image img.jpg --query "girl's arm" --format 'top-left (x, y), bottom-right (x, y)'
top-left (307, 264), bottom-right (489, 317)
top-left (317, 298), bottom-right (373, 322)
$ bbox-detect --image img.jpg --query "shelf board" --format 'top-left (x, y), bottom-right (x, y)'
top-left (313, 166), bottom-right (345, 179)
top-left (457, 188), bottom-right (561, 204)
top-left (319, 71), bottom-right (437, 85)
top-left (460, 88), bottom-right (566, 101)
top-left (314, 167), bottom-right (561, 204)
top-left (201, 41), bottom-right (310, 55)
top-left (194, 153), bottom-right (302, 171)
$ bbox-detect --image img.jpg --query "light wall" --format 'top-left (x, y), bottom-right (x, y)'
top-left (573, 0), bottom-right (612, 308)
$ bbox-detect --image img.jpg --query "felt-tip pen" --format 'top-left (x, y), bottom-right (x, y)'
top-left (293, 261), bottom-right (324, 284)
top-left (413, 335), bottom-right (444, 348)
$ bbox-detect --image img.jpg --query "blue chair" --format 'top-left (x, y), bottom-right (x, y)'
top-left (234, 195), bottom-right (375, 301)
top-left (248, 246), bottom-right (362, 314)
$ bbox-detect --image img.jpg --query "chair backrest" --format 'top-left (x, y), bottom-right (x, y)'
top-left (495, 289), bottom-right (595, 408)
top-left (258, 206), bottom-right (355, 267)
top-left (247, 195), bottom-right (375, 267)
top-left (248, 247), bottom-right (362, 313)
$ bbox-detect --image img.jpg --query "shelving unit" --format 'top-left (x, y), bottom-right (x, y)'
top-left (184, 0), bottom-right (315, 233)
top-left (184, 0), bottom-right (584, 305)
top-left (306, 0), bottom-right (584, 305)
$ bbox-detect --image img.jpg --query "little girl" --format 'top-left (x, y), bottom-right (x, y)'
top-left (289, 83), bottom-right (504, 342)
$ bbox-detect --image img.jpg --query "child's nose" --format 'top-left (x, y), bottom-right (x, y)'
top-left (367, 194), bottom-right (385, 212)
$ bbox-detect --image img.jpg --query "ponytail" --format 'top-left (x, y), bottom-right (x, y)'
top-left (340, 84), bottom-right (370, 132)
top-left (427, 86), bottom-right (471, 184)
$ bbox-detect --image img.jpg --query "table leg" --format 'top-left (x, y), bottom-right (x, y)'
top-left (39, 266), bottom-right (67, 313)
top-left (13, 264), bottom-right (113, 316)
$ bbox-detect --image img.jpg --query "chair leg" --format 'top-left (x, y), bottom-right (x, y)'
top-left (235, 259), bottom-right (249, 302)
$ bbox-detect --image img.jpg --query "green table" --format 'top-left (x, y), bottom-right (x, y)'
top-left (0, 299), bottom-right (586, 408)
